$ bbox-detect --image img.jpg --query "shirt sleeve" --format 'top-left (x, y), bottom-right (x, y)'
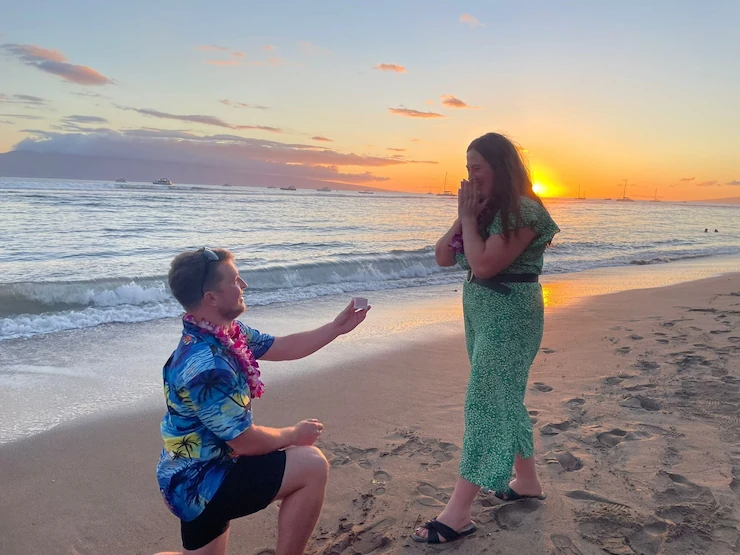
top-left (179, 365), bottom-right (253, 441)
top-left (237, 321), bottom-right (275, 359)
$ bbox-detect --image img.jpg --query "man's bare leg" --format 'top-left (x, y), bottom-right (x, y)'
top-left (154, 445), bottom-right (328, 555)
top-left (273, 445), bottom-right (329, 555)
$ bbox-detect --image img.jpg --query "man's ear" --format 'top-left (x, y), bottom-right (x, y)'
top-left (202, 290), bottom-right (219, 306)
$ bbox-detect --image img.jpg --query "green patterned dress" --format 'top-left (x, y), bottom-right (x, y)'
top-left (455, 196), bottom-right (560, 491)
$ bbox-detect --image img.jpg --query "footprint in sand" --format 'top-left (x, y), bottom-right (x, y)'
top-left (655, 338), bottom-right (670, 344)
top-left (565, 490), bottom-right (630, 508)
top-left (620, 395), bottom-right (661, 411)
top-left (624, 382), bottom-right (657, 392)
top-left (710, 329), bottom-right (731, 334)
top-left (415, 482), bottom-right (451, 507)
top-left (555, 450), bottom-right (583, 472)
top-left (597, 429), bottom-right (629, 447)
top-left (603, 376), bottom-right (625, 385)
top-left (493, 499), bottom-right (541, 530)
top-left (627, 334), bottom-right (644, 340)
top-left (566, 398), bottom-right (586, 407)
top-left (540, 421), bottom-right (572, 436)
top-left (541, 347), bottom-right (557, 354)
top-left (633, 360), bottom-right (660, 371)
top-left (532, 382), bottom-right (553, 392)
top-left (654, 472), bottom-right (714, 504)
top-left (614, 346), bottom-right (632, 355)
top-left (637, 423), bottom-right (684, 439)
top-left (550, 534), bottom-right (584, 555)
top-left (728, 336), bottom-right (740, 343)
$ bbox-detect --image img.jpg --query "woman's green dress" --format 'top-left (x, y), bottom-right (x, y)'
top-left (455, 196), bottom-right (560, 491)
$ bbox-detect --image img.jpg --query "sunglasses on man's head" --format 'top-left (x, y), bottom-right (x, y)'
top-left (200, 247), bottom-right (219, 297)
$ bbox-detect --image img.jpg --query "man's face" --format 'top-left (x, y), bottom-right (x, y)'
top-left (206, 260), bottom-right (247, 321)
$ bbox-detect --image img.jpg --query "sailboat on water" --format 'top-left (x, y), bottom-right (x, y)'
top-left (575, 185), bottom-right (586, 200)
top-left (616, 180), bottom-right (634, 202)
top-left (436, 173), bottom-right (456, 197)
top-left (650, 188), bottom-right (661, 202)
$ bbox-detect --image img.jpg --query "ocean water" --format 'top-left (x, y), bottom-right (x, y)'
top-left (2, 178), bottom-right (740, 341)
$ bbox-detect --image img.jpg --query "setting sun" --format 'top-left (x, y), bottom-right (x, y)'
top-left (532, 182), bottom-right (547, 196)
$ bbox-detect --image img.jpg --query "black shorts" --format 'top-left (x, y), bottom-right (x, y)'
top-left (181, 450), bottom-right (287, 551)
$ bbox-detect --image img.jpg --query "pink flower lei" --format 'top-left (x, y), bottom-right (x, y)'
top-left (182, 314), bottom-right (265, 399)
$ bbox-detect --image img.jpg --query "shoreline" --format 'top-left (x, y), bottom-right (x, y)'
top-left (1, 254), bottom-right (739, 445)
top-left (1, 273), bottom-right (740, 553)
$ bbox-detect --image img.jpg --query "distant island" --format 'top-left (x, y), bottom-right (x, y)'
top-left (0, 151), bottom-right (391, 193)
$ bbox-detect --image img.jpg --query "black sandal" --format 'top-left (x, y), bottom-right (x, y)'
top-left (493, 486), bottom-right (547, 501)
top-left (411, 519), bottom-right (477, 544)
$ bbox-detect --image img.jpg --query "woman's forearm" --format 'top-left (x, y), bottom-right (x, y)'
top-left (435, 219), bottom-right (461, 267)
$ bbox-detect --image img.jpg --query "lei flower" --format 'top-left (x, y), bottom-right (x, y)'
top-left (182, 314), bottom-right (265, 399)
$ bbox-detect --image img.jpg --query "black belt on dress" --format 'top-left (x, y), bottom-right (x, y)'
top-left (466, 270), bottom-right (539, 295)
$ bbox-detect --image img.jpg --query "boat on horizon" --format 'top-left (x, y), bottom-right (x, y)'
top-left (436, 172), bottom-right (456, 197)
top-left (616, 179), bottom-right (634, 202)
top-left (280, 186), bottom-right (297, 191)
top-left (115, 178), bottom-right (127, 183)
top-left (153, 178), bottom-right (173, 186)
top-left (575, 184), bottom-right (586, 200)
top-left (317, 187), bottom-right (331, 192)
top-left (358, 190), bottom-right (374, 194)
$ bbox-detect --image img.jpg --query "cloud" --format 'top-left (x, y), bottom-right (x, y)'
top-left (196, 45), bottom-right (230, 52)
top-left (679, 177), bottom-right (695, 182)
top-left (72, 91), bottom-right (106, 99)
top-left (387, 147), bottom-right (406, 152)
top-left (1, 43), bottom-right (115, 86)
top-left (300, 41), bottom-right (332, 55)
top-left (312, 136), bottom-right (333, 142)
top-left (411, 138), bottom-right (421, 142)
top-left (388, 107), bottom-right (445, 119)
top-left (374, 63), bottom-right (406, 73)
top-left (262, 45), bottom-right (275, 51)
top-left (424, 100), bottom-right (435, 106)
top-left (0, 113), bottom-right (45, 120)
top-left (726, 180), bottom-right (740, 186)
top-left (232, 51), bottom-right (246, 58)
top-left (63, 115), bottom-right (109, 124)
top-left (249, 57), bottom-right (287, 66)
top-left (206, 59), bottom-right (241, 66)
top-left (0, 93), bottom-right (49, 107)
top-left (219, 99), bottom-right (269, 110)
top-left (0, 120), bottom-right (15, 124)
top-left (12, 128), bottom-right (439, 185)
top-left (460, 13), bottom-right (484, 27)
top-left (441, 94), bottom-right (479, 109)
top-left (696, 180), bottom-right (720, 187)
top-left (118, 106), bottom-right (283, 133)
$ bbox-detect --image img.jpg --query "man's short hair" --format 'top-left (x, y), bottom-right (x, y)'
top-left (168, 248), bottom-right (234, 311)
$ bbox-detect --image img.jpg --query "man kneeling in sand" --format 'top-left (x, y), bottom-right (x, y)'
top-left (155, 247), bottom-right (369, 555)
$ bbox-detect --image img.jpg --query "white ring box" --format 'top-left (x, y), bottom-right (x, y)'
top-left (353, 297), bottom-right (368, 310)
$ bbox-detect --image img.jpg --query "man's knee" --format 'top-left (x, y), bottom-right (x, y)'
top-left (304, 445), bottom-right (329, 483)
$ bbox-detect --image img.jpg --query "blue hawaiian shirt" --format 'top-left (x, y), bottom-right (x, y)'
top-left (156, 320), bottom-right (274, 521)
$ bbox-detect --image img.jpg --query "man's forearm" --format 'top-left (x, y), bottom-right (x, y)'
top-left (272, 323), bottom-right (339, 361)
top-left (229, 425), bottom-right (296, 456)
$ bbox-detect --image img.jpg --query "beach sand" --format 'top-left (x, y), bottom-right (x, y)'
top-left (1, 274), bottom-right (740, 554)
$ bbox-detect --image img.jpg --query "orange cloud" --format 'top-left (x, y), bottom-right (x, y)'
top-left (460, 13), bottom-right (484, 27)
top-left (249, 57), bottom-right (287, 66)
top-left (262, 45), bottom-right (275, 51)
top-left (374, 63), bottom-right (406, 73)
top-left (196, 45), bottom-right (230, 52)
top-left (679, 177), bottom-right (695, 182)
top-left (411, 138), bottom-right (421, 142)
top-left (389, 107), bottom-right (445, 119)
top-left (232, 51), bottom-right (246, 58)
top-left (441, 94), bottom-right (479, 109)
top-left (696, 180), bottom-right (720, 187)
top-left (1, 43), bottom-right (114, 86)
top-left (312, 136), bottom-right (333, 142)
top-left (206, 60), bottom-right (241, 66)
top-left (387, 147), bottom-right (406, 152)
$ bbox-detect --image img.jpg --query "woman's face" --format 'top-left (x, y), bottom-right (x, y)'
top-left (466, 149), bottom-right (495, 201)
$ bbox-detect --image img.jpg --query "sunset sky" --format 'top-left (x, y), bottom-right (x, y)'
top-left (1, 1), bottom-right (739, 200)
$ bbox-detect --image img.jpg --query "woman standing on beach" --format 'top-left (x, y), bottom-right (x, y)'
top-left (413, 133), bottom-right (560, 544)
